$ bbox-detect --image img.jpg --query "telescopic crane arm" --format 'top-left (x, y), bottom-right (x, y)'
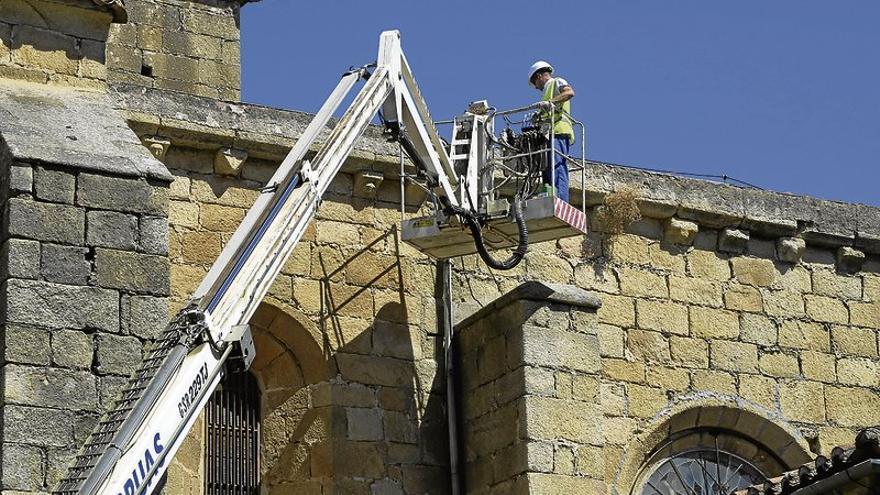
top-left (54, 30), bottom-right (468, 495)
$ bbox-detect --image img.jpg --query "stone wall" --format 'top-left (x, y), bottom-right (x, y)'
top-left (107, 0), bottom-right (244, 100)
top-left (0, 155), bottom-right (172, 491)
top-left (457, 282), bottom-right (603, 494)
top-left (0, 0), bottom-right (117, 89)
top-left (120, 87), bottom-right (880, 494)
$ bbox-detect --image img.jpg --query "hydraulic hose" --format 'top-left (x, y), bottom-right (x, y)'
top-left (444, 196), bottom-right (528, 271)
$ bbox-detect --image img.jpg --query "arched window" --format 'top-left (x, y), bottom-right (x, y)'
top-left (205, 369), bottom-right (261, 494)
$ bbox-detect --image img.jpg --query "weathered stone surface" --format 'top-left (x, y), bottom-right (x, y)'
top-left (7, 197), bottom-right (84, 244)
top-left (1, 238), bottom-right (40, 280)
top-left (41, 243), bottom-right (90, 285)
top-left (710, 340), bottom-right (758, 373)
top-left (95, 248), bottom-right (169, 295)
top-left (691, 307), bottom-right (739, 339)
top-left (5, 278), bottom-right (119, 332)
top-left (124, 295), bottom-right (169, 339)
top-left (1, 442), bottom-right (43, 491)
top-left (825, 386), bottom-right (880, 426)
top-left (635, 299), bottom-right (688, 335)
top-left (3, 324), bottom-right (51, 366)
top-left (86, 210), bottom-right (138, 250)
top-left (346, 407), bottom-right (383, 441)
top-left (4, 364), bottom-right (98, 410)
top-left (52, 329), bottom-right (94, 368)
top-left (139, 215), bottom-right (169, 255)
top-left (78, 173), bottom-right (168, 214)
top-left (718, 228), bottom-right (749, 253)
top-left (663, 217), bottom-right (698, 245)
top-left (96, 333), bottom-right (142, 375)
top-left (777, 237), bottom-right (806, 263)
top-left (4, 405), bottom-right (73, 447)
top-left (780, 381), bottom-right (825, 423)
top-left (837, 246), bottom-right (865, 272)
top-left (34, 166), bottom-right (76, 204)
top-left (8, 162), bottom-right (33, 193)
top-left (521, 325), bottom-right (600, 373)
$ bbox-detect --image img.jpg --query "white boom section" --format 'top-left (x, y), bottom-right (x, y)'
top-left (56, 30), bottom-right (462, 495)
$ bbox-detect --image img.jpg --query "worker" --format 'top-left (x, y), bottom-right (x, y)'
top-left (529, 60), bottom-right (575, 203)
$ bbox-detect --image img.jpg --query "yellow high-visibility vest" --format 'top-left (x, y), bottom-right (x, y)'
top-left (541, 77), bottom-right (574, 141)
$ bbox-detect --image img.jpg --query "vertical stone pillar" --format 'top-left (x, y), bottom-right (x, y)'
top-left (457, 281), bottom-right (604, 495)
top-left (0, 85), bottom-right (172, 492)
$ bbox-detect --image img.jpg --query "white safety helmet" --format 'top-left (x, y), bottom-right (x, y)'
top-left (528, 60), bottom-right (553, 86)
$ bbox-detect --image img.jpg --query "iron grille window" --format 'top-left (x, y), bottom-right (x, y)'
top-left (205, 370), bottom-right (260, 494)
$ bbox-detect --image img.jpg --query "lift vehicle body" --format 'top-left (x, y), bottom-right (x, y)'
top-left (54, 30), bottom-right (587, 495)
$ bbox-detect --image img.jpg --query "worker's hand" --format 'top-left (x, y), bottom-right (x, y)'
top-left (532, 101), bottom-right (553, 111)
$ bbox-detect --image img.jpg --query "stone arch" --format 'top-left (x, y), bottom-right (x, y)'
top-left (611, 396), bottom-right (812, 495)
top-left (247, 301), bottom-right (333, 493)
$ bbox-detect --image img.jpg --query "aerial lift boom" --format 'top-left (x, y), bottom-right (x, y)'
top-left (55, 30), bottom-right (587, 495)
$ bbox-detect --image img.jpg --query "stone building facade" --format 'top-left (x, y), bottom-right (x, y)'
top-left (1, 1), bottom-right (879, 494)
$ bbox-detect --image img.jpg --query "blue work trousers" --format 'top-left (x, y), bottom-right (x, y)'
top-left (543, 135), bottom-right (571, 203)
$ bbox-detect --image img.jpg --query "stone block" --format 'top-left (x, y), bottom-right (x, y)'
top-left (804, 295), bottom-right (848, 324)
top-left (5, 278), bottom-right (119, 332)
top-left (1, 442), bottom-right (43, 491)
top-left (96, 333), bottom-right (142, 375)
top-left (732, 257), bottom-right (776, 287)
top-left (4, 363), bottom-right (98, 410)
top-left (763, 289), bottom-right (805, 318)
top-left (8, 162), bottom-right (33, 193)
top-left (849, 301), bottom-right (880, 328)
top-left (7, 197), bottom-right (84, 244)
top-left (724, 284), bottom-right (763, 312)
top-left (77, 173), bottom-right (168, 215)
top-left (777, 237), bottom-right (806, 263)
top-left (139, 215), bottom-right (169, 255)
top-left (383, 410), bottom-right (417, 444)
top-left (837, 246), bottom-right (865, 272)
top-left (837, 357), bottom-right (879, 386)
top-left (710, 340), bottom-right (758, 373)
top-left (738, 375), bottom-right (777, 410)
top-left (801, 351), bottom-right (836, 383)
top-left (691, 370), bottom-right (736, 394)
top-left (627, 329), bottom-right (670, 363)
top-left (182, 9), bottom-right (240, 39)
top-left (34, 166), bottom-right (75, 203)
top-left (52, 329), bottom-right (93, 368)
top-left (601, 359), bottom-right (645, 383)
top-left (670, 336), bottom-right (709, 368)
top-left (775, 266), bottom-right (812, 293)
top-left (214, 147), bottom-right (248, 176)
top-left (669, 276), bottom-right (722, 307)
top-left (3, 324), bottom-right (50, 365)
top-left (690, 307), bottom-right (739, 339)
top-left (521, 325), bottom-right (600, 374)
top-left (169, 199), bottom-right (199, 229)
top-left (830, 325), bottom-right (877, 357)
top-left (597, 295), bottom-right (635, 327)
top-left (618, 267), bottom-right (667, 298)
top-left (597, 324), bottom-right (625, 358)
top-left (780, 380), bottom-right (825, 423)
top-left (813, 269), bottom-right (862, 300)
top-left (627, 384), bottom-right (668, 419)
top-left (635, 299), bottom-right (688, 335)
top-left (4, 405), bottom-right (72, 447)
top-left (523, 396), bottom-right (601, 443)
top-left (86, 210), bottom-right (138, 250)
top-left (663, 217), bottom-right (698, 245)
top-left (124, 295), bottom-right (169, 339)
top-left (346, 407), bottom-right (383, 441)
top-left (687, 250), bottom-right (731, 281)
top-left (605, 234), bottom-right (650, 264)
top-left (11, 25), bottom-right (78, 75)
top-left (718, 228), bottom-right (749, 253)
top-left (825, 386), bottom-right (880, 426)
top-left (779, 320), bottom-right (829, 352)
top-left (163, 30), bottom-right (222, 59)
top-left (645, 366), bottom-right (689, 391)
top-left (199, 203), bottom-right (245, 232)
top-left (95, 248), bottom-right (169, 295)
top-left (1, 238), bottom-right (40, 279)
top-left (41, 243), bottom-right (90, 285)
top-left (758, 351), bottom-right (799, 378)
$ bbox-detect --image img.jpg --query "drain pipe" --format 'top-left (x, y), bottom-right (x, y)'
top-left (438, 259), bottom-right (462, 495)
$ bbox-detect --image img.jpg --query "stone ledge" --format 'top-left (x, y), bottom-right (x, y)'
top-left (0, 81), bottom-right (171, 181)
top-left (456, 281), bottom-right (602, 331)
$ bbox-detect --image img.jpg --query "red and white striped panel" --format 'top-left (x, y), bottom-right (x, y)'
top-left (554, 198), bottom-right (588, 232)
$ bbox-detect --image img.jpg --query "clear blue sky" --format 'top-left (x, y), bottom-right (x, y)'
top-left (242, 1), bottom-right (880, 206)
